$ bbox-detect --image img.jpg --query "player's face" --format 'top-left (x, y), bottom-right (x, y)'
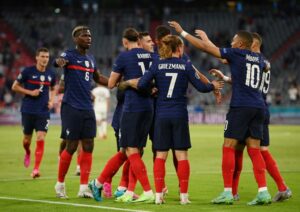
top-left (140, 36), bottom-right (154, 52)
top-left (76, 30), bottom-right (92, 49)
top-left (231, 35), bottom-right (242, 49)
top-left (251, 38), bottom-right (259, 52)
top-left (36, 52), bottom-right (49, 68)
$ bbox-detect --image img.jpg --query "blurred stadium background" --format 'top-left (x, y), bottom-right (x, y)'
top-left (0, 0), bottom-right (299, 125)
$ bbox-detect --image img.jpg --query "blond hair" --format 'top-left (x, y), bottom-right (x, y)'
top-left (158, 35), bottom-right (183, 59)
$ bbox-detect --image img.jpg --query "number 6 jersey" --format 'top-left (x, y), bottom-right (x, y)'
top-left (220, 48), bottom-right (266, 109)
top-left (59, 49), bottom-right (97, 110)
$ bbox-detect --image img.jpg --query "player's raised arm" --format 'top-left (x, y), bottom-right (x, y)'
top-left (168, 21), bottom-right (221, 58)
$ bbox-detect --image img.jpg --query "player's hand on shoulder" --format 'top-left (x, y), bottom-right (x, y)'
top-left (168, 21), bottom-right (183, 33)
top-left (56, 57), bottom-right (69, 68)
top-left (31, 89), bottom-right (40, 97)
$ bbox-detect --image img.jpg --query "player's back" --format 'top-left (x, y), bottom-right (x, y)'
top-left (113, 48), bottom-right (153, 112)
top-left (220, 48), bottom-right (266, 109)
top-left (151, 57), bottom-right (193, 119)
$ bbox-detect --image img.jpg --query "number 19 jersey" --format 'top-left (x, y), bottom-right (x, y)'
top-left (220, 48), bottom-right (266, 109)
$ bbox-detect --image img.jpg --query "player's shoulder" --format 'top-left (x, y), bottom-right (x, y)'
top-left (22, 66), bottom-right (35, 73)
top-left (60, 49), bottom-right (74, 57)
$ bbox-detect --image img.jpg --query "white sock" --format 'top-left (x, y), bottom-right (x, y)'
top-left (124, 190), bottom-right (134, 197)
top-left (258, 187), bottom-right (268, 192)
top-left (95, 179), bottom-right (102, 188)
top-left (56, 181), bottom-right (65, 186)
top-left (117, 186), bottom-right (127, 191)
top-left (80, 184), bottom-right (88, 192)
top-left (180, 193), bottom-right (188, 199)
top-left (156, 192), bottom-right (163, 199)
top-left (144, 190), bottom-right (153, 196)
top-left (224, 187), bottom-right (232, 192)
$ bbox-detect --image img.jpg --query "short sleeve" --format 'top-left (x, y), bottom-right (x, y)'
top-left (112, 53), bottom-right (125, 74)
top-left (219, 48), bottom-right (237, 62)
top-left (16, 68), bottom-right (28, 84)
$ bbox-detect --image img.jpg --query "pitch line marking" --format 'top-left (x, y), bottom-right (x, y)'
top-left (0, 196), bottom-right (151, 212)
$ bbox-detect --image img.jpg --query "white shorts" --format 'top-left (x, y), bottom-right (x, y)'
top-left (95, 111), bottom-right (107, 122)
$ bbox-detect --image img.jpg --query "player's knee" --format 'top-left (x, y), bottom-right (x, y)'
top-left (81, 139), bottom-right (94, 153)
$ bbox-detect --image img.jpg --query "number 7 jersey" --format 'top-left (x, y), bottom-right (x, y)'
top-left (220, 48), bottom-right (266, 109)
top-left (59, 49), bottom-right (97, 110)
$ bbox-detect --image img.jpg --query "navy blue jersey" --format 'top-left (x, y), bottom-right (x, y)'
top-left (57, 49), bottom-right (97, 110)
top-left (112, 48), bottom-right (153, 112)
top-left (138, 57), bottom-right (214, 119)
top-left (220, 48), bottom-right (266, 109)
top-left (258, 56), bottom-right (271, 108)
top-left (111, 89), bottom-right (124, 131)
top-left (17, 66), bottom-right (56, 116)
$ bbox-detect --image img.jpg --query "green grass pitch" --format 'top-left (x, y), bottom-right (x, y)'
top-left (0, 124), bottom-right (299, 211)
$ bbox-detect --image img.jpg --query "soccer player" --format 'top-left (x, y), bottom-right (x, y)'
top-left (210, 32), bottom-right (292, 202)
top-left (11, 47), bottom-right (56, 178)
top-left (92, 84), bottom-right (110, 140)
top-left (89, 27), bottom-right (155, 203)
top-left (169, 21), bottom-right (272, 205)
top-left (54, 25), bottom-right (108, 199)
top-left (123, 35), bottom-right (222, 204)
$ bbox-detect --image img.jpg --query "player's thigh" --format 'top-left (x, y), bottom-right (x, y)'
top-left (171, 118), bottom-right (191, 150)
top-left (35, 116), bottom-right (49, 133)
top-left (81, 110), bottom-right (97, 139)
top-left (154, 118), bottom-right (172, 151)
top-left (21, 113), bottom-right (35, 135)
top-left (61, 103), bottom-right (83, 140)
top-left (120, 111), bottom-right (152, 148)
top-left (248, 108), bottom-right (265, 140)
top-left (224, 107), bottom-right (257, 141)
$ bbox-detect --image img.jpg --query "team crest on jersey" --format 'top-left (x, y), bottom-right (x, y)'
top-left (48, 76), bottom-right (52, 82)
top-left (40, 75), bottom-right (45, 82)
top-left (60, 52), bottom-right (66, 57)
top-left (85, 61), bottom-right (90, 68)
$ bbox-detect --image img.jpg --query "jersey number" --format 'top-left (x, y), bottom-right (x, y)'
top-left (39, 84), bottom-right (44, 92)
top-left (85, 72), bottom-right (90, 81)
top-left (138, 62), bottom-right (152, 75)
top-left (245, 63), bottom-right (261, 89)
top-left (165, 73), bottom-right (178, 98)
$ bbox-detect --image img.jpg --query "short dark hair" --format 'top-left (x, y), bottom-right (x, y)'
top-left (252, 32), bottom-right (262, 46)
top-left (138, 31), bottom-right (150, 39)
top-left (155, 25), bottom-right (171, 40)
top-left (72, 25), bottom-right (90, 37)
top-left (36, 47), bottom-right (49, 56)
top-left (122, 28), bottom-right (139, 42)
top-left (237, 30), bottom-right (253, 49)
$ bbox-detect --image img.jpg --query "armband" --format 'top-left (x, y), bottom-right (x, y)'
top-left (180, 31), bottom-right (188, 38)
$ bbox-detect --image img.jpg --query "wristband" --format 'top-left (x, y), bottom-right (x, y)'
top-left (180, 31), bottom-right (188, 38)
top-left (223, 76), bottom-right (230, 82)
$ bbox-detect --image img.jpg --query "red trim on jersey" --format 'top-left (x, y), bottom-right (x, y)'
top-left (27, 80), bottom-right (51, 85)
top-left (67, 65), bottom-right (95, 73)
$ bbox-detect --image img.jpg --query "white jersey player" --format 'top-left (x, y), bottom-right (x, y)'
top-left (92, 85), bottom-right (110, 139)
